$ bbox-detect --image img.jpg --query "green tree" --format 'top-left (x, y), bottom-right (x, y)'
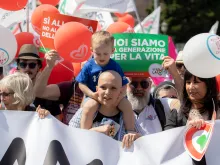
top-left (148, 0), bottom-right (220, 43)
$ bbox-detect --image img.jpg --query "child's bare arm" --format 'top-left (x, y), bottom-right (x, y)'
top-left (118, 98), bottom-right (135, 131)
top-left (79, 83), bottom-right (98, 100)
top-left (80, 99), bottom-right (99, 129)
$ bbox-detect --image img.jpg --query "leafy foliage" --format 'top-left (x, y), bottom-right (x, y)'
top-left (147, 0), bottom-right (220, 43)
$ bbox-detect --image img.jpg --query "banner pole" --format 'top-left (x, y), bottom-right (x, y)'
top-left (131, 0), bottom-right (144, 33)
top-left (18, 23), bottom-right (22, 32)
top-left (154, 0), bottom-right (159, 10)
top-left (26, 2), bottom-right (29, 32)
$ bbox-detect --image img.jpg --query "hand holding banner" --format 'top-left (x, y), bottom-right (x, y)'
top-left (184, 101), bottom-right (217, 161)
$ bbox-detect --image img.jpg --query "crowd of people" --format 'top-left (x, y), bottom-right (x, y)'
top-left (1, 30), bottom-right (219, 165)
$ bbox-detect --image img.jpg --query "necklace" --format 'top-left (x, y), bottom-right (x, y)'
top-left (189, 108), bottom-right (209, 120)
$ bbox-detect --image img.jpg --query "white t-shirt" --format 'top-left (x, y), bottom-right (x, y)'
top-left (136, 104), bottom-right (162, 135)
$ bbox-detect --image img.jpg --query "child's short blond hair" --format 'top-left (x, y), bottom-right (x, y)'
top-left (91, 31), bottom-right (114, 48)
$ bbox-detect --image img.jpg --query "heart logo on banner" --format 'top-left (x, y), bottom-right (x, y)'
top-left (184, 122), bottom-right (213, 161)
top-left (0, 48), bottom-right (9, 66)
top-left (33, 35), bottom-right (40, 48)
top-left (70, 44), bottom-right (88, 60)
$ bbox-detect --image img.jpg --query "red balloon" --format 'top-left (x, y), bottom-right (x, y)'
top-left (0, 0), bottom-right (28, 11)
top-left (54, 22), bottom-right (92, 63)
top-left (15, 32), bottom-right (40, 58)
top-left (118, 14), bottom-right (135, 28)
top-left (42, 59), bottom-right (74, 84)
top-left (39, 52), bottom-right (45, 59)
top-left (31, 4), bottom-right (59, 34)
top-left (216, 75), bottom-right (220, 92)
top-left (114, 12), bottom-right (127, 18)
top-left (39, 0), bottom-right (59, 6)
top-left (107, 22), bottom-right (134, 34)
top-left (72, 63), bottom-right (81, 78)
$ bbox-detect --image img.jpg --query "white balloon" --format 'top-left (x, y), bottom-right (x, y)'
top-left (183, 33), bottom-right (220, 78)
top-left (0, 25), bottom-right (17, 66)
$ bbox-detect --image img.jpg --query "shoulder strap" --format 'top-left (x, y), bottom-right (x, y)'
top-left (154, 99), bottom-right (166, 131)
top-left (71, 81), bottom-right (77, 97)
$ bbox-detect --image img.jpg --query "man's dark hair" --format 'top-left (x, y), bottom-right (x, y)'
top-left (153, 81), bottom-right (176, 98)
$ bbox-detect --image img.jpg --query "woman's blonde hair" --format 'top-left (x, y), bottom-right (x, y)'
top-left (0, 72), bottom-right (34, 108)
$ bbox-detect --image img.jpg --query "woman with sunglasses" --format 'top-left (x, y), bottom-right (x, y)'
top-left (165, 70), bottom-right (219, 165)
top-left (0, 72), bottom-right (49, 118)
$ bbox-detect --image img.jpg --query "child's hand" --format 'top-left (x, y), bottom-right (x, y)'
top-left (114, 92), bottom-right (125, 107)
top-left (91, 92), bottom-right (99, 101)
top-left (98, 125), bottom-right (114, 136)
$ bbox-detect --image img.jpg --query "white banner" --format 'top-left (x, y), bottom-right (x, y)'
top-left (1, 111), bottom-right (220, 164)
top-left (134, 6), bottom-right (161, 34)
top-left (59, 0), bottom-right (134, 17)
top-left (126, 0), bottom-right (135, 12)
top-left (58, 0), bottom-right (76, 15)
top-left (0, 9), bottom-right (26, 28)
top-left (8, 23), bottom-right (21, 35)
top-left (77, 11), bottom-right (114, 31)
top-left (73, 0), bottom-right (131, 13)
top-left (20, 0), bottom-right (36, 33)
top-left (95, 12), bottom-right (114, 30)
top-left (0, 0), bottom-right (36, 28)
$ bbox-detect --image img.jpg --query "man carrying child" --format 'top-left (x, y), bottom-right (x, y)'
top-left (76, 31), bottom-right (136, 133)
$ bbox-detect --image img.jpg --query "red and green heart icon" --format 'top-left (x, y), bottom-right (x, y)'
top-left (184, 122), bottom-right (214, 161)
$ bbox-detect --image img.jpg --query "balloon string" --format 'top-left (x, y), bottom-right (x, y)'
top-left (39, 39), bottom-right (74, 73)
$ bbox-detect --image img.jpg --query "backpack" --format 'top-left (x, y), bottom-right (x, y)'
top-left (153, 99), bottom-right (166, 131)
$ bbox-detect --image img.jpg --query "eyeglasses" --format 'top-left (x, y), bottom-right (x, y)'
top-left (161, 95), bottom-right (177, 99)
top-left (176, 63), bottom-right (185, 69)
top-left (130, 81), bottom-right (149, 89)
top-left (0, 92), bottom-right (14, 97)
top-left (19, 62), bottom-right (37, 69)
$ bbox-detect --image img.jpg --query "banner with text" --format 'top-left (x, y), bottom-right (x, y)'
top-left (111, 33), bottom-right (169, 77)
top-left (40, 12), bottom-right (98, 53)
top-left (1, 111), bottom-right (220, 164)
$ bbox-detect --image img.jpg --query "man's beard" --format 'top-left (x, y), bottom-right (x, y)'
top-left (127, 90), bottom-right (150, 111)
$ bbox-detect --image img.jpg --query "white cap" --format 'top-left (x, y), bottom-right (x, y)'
top-left (176, 51), bottom-right (183, 63)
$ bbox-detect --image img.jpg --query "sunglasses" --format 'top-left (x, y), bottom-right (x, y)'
top-left (176, 63), bottom-right (185, 69)
top-left (130, 81), bottom-right (149, 89)
top-left (19, 62), bottom-right (37, 69)
top-left (161, 95), bottom-right (177, 99)
top-left (0, 92), bottom-right (14, 97)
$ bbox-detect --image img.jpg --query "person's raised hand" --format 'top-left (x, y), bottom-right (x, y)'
top-left (162, 56), bottom-right (177, 74)
top-left (45, 50), bottom-right (60, 69)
